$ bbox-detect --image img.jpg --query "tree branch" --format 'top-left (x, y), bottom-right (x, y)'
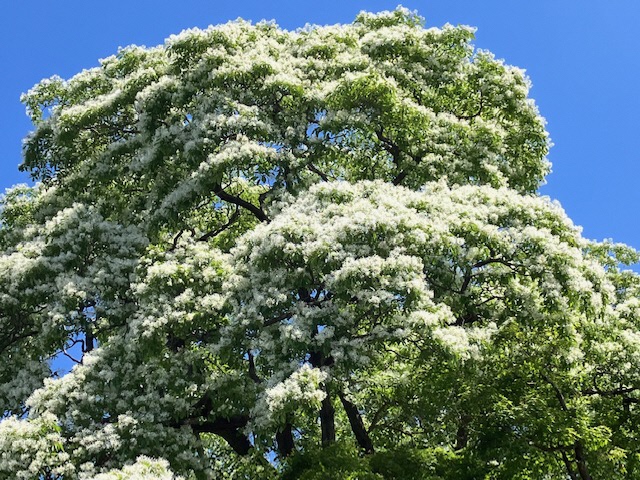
top-left (276, 421), bottom-right (295, 457)
top-left (458, 258), bottom-right (521, 294)
top-left (582, 384), bottom-right (638, 397)
top-left (541, 374), bottom-right (592, 480)
top-left (541, 373), bottom-right (568, 411)
top-left (213, 183), bottom-right (269, 223)
top-left (188, 416), bottom-right (252, 456)
top-left (248, 351), bottom-right (262, 384)
top-left (320, 387), bottom-right (336, 447)
top-left (338, 392), bottom-right (374, 453)
top-left (197, 207), bottom-right (241, 242)
top-left (307, 162), bottom-right (329, 182)
top-left (184, 393), bottom-right (252, 455)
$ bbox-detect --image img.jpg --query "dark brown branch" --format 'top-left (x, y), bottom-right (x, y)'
top-left (529, 441), bottom-right (572, 454)
top-left (307, 162), bottom-right (329, 181)
top-left (392, 152), bottom-right (423, 185)
top-left (375, 127), bottom-right (408, 186)
top-left (61, 338), bottom-right (85, 364)
top-left (258, 189), bottom-right (270, 210)
top-left (84, 326), bottom-right (95, 353)
top-left (528, 440), bottom-right (580, 480)
top-left (456, 93), bottom-right (484, 121)
top-left (307, 346), bottom-right (336, 448)
top-left (541, 374), bottom-right (592, 480)
top-left (338, 392), bottom-right (374, 453)
top-left (454, 414), bottom-right (471, 451)
top-left (248, 351), bottom-right (262, 384)
top-left (197, 207), bottom-right (241, 242)
top-left (392, 170), bottom-right (408, 186)
top-left (459, 258), bottom-right (520, 294)
top-left (454, 313), bottom-right (480, 327)
top-left (276, 422), bottom-right (295, 457)
top-left (189, 416), bottom-right (252, 456)
top-left (263, 312), bottom-right (292, 327)
top-left (375, 128), bottom-right (401, 163)
top-left (213, 183), bottom-right (269, 223)
top-left (185, 393), bottom-right (252, 455)
top-left (320, 387), bottom-right (336, 447)
top-left (574, 442), bottom-right (593, 480)
top-left (542, 373), bottom-right (568, 411)
top-left (582, 385), bottom-right (638, 397)
top-left (561, 451), bottom-right (579, 480)
top-left (169, 230), bottom-right (185, 251)
top-left (472, 258), bottom-right (519, 270)
top-left (623, 397), bottom-right (640, 414)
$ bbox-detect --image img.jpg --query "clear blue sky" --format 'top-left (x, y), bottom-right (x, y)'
top-left (1, 0), bottom-right (639, 248)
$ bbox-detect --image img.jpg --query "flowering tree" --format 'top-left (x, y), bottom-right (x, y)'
top-left (1, 7), bottom-right (639, 479)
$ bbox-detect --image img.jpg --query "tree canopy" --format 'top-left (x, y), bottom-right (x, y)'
top-left (1, 7), bottom-right (639, 480)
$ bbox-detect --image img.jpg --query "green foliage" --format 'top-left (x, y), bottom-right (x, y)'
top-left (0, 6), bottom-right (638, 480)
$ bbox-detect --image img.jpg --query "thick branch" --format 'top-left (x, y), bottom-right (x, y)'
top-left (574, 442), bottom-right (593, 480)
top-left (320, 388), bottom-right (336, 447)
top-left (189, 416), bottom-right (252, 456)
top-left (248, 351), bottom-right (262, 384)
top-left (307, 162), bottom-right (329, 181)
top-left (276, 422), bottom-right (295, 457)
top-left (624, 397), bottom-right (640, 413)
top-left (84, 326), bottom-right (95, 353)
top-left (263, 312), bottom-right (292, 327)
top-left (374, 127), bottom-right (409, 186)
top-left (186, 394), bottom-right (252, 455)
top-left (454, 312), bottom-right (480, 327)
top-left (541, 374), bottom-right (592, 480)
top-left (454, 414), bottom-right (471, 451)
top-left (561, 451), bottom-right (579, 480)
top-left (456, 93), bottom-right (484, 121)
top-left (338, 392), bottom-right (374, 453)
top-left (213, 183), bottom-right (269, 223)
top-left (582, 385), bottom-right (638, 397)
top-left (169, 229), bottom-right (185, 251)
top-left (392, 170), bottom-right (408, 186)
top-left (374, 128), bottom-right (401, 163)
top-left (308, 347), bottom-right (336, 447)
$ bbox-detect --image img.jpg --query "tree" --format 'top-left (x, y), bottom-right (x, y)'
top-left (1, 7), bottom-right (639, 479)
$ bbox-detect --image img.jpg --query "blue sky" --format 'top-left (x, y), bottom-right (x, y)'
top-left (1, 0), bottom-right (639, 249)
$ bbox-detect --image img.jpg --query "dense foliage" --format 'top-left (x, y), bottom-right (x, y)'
top-left (1, 7), bottom-right (639, 479)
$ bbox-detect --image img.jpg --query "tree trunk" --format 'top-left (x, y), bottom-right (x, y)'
top-left (85, 326), bottom-right (94, 353)
top-left (574, 442), bottom-right (592, 480)
top-left (338, 392), bottom-right (374, 453)
top-left (320, 386), bottom-right (336, 447)
top-left (276, 422), bottom-right (295, 457)
top-left (309, 346), bottom-right (336, 448)
top-left (454, 414), bottom-right (470, 451)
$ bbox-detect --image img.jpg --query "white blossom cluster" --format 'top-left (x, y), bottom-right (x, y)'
top-left (252, 364), bottom-right (328, 427)
top-left (1, 7), bottom-right (638, 479)
top-left (88, 456), bottom-right (183, 480)
top-left (0, 413), bottom-right (72, 479)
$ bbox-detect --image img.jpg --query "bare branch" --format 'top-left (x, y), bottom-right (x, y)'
top-left (541, 373), bottom-right (569, 411)
top-left (338, 392), bottom-right (374, 453)
top-left (197, 207), bottom-right (241, 242)
top-left (213, 183), bottom-right (269, 223)
top-left (247, 351), bottom-right (262, 384)
top-left (307, 162), bottom-right (329, 181)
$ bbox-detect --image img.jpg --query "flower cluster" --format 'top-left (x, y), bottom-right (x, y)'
top-left (0, 7), bottom-right (638, 480)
